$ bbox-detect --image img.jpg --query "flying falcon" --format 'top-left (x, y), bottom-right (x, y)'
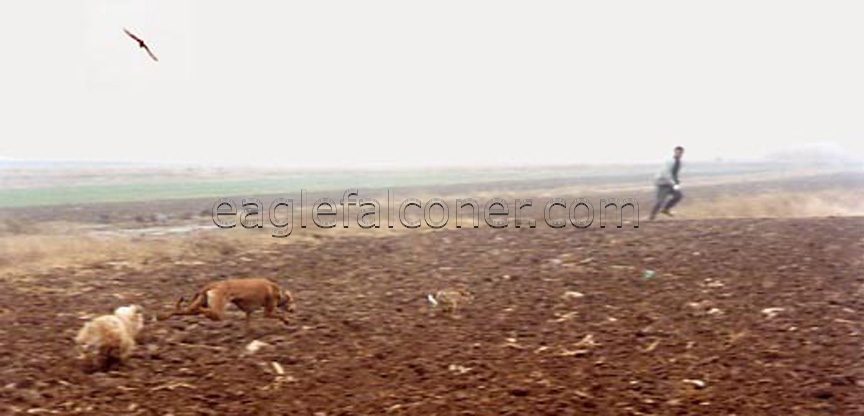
top-left (123, 28), bottom-right (159, 62)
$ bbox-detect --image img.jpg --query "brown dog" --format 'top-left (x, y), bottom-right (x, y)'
top-left (161, 278), bottom-right (294, 327)
top-left (427, 288), bottom-right (474, 315)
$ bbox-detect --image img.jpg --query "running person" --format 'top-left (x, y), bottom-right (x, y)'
top-left (649, 146), bottom-right (684, 220)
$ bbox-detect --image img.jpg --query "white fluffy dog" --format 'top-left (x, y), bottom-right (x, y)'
top-left (75, 305), bottom-right (144, 371)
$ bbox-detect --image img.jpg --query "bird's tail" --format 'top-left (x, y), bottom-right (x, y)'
top-left (426, 293), bottom-right (439, 307)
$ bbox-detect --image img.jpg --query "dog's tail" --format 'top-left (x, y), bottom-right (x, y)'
top-left (156, 296), bottom-right (189, 321)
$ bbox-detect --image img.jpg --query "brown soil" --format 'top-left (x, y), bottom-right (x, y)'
top-left (1, 217), bottom-right (862, 415)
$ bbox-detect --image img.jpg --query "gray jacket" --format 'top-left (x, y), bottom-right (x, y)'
top-left (655, 158), bottom-right (681, 186)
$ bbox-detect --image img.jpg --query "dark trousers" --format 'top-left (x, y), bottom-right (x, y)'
top-left (650, 184), bottom-right (683, 218)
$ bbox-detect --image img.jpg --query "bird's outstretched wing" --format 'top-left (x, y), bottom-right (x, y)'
top-left (143, 45), bottom-right (159, 62)
top-left (124, 28), bottom-right (159, 62)
top-left (123, 28), bottom-right (142, 43)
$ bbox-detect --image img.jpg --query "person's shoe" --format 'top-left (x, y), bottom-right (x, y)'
top-left (660, 209), bottom-right (674, 217)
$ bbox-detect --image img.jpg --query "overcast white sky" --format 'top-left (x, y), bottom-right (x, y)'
top-left (1, 1), bottom-right (862, 168)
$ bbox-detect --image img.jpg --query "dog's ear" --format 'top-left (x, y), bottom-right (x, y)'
top-left (282, 290), bottom-right (295, 311)
top-left (277, 290), bottom-right (290, 305)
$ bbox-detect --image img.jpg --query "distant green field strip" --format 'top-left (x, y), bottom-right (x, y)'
top-left (0, 173), bottom-right (526, 208)
top-left (0, 164), bottom-right (785, 208)
top-left (0, 180), bottom-right (292, 208)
